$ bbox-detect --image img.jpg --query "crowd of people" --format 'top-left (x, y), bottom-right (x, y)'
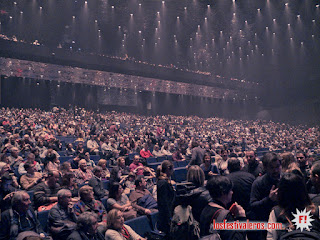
top-left (0, 106), bottom-right (320, 240)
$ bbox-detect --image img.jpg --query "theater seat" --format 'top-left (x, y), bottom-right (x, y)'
top-left (125, 215), bottom-right (153, 237)
top-left (37, 210), bottom-right (50, 232)
top-left (172, 167), bottom-right (187, 182)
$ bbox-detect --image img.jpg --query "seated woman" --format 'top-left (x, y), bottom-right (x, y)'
top-left (105, 209), bottom-right (145, 240)
top-left (200, 153), bottom-right (220, 181)
top-left (97, 159), bottom-right (110, 180)
top-left (61, 172), bottom-right (79, 201)
top-left (107, 182), bottom-right (137, 220)
top-left (267, 172), bottom-right (320, 239)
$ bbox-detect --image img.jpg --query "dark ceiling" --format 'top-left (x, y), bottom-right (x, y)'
top-left (0, 0), bottom-right (319, 106)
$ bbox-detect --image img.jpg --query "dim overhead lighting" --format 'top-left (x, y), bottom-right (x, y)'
top-left (111, 6), bottom-right (114, 9)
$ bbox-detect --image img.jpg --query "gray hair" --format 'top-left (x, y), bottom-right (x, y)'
top-left (57, 189), bottom-right (72, 199)
top-left (77, 212), bottom-right (98, 230)
top-left (92, 166), bottom-right (102, 174)
top-left (12, 191), bottom-right (29, 207)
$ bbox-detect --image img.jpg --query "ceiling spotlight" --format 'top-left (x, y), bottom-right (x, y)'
top-left (95, 20), bottom-right (98, 23)
top-left (139, 3), bottom-right (141, 6)
top-left (257, 8), bottom-right (260, 11)
top-left (111, 6), bottom-right (114, 9)
top-left (130, 13), bottom-right (133, 17)
top-left (184, 7), bottom-right (187, 10)
top-left (285, 3), bottom-right (288, 6)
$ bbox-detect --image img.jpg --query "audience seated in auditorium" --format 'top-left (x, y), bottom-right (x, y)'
top-left (61, 172), bottom-right (80, 200)
top-left (107, 182), bottom-right (137, 220)
top-left (34, 170), bottom-right (61, 211)
top-left (110, 157), bottom-right (130, 183)
top-left (0, 191), bottom-right (48, 240)
top-left (200, 175), bottom-right (246, 239)
top-left (105, 209), bottom-right (145, 240)
top-left (88, 166), bottom-right (108, 200)
top-left (97, 159), bottom-right (110, 180)
top-left (129, 175), bottom-right (158, 216)
top-left (67, 212), bottom-right (104, 240)
top-left (73, 185), bottom-right (108, 235)
top-left (48, 189), bottom-right (77, 240)
top-left (20, 161), bottom-right (43, 190)
top-left (74, 159), bottom-right (94, 185)
top-left (129, 155), bottom-right (145, 176)
top-left (18, 153), bottom-right (42, 176)
top-left (86, 135), bottom-right (100, 156)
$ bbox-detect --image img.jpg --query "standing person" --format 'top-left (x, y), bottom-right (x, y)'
top-left (188, 141), bottom-right (205, 167)
top-left (199, 175), bottom-right (246, 239)
top-left (157, 160), bottom-right (175, 235)
top-left (250, 152), bottom-right (282, 240)
top-left (242, 150), bottom-right (263, 178)
top-left (267, 172), bottom-right (320, 239)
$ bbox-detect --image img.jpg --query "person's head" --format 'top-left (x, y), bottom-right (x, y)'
top-left (97, 159), bottom-right (107, 170)
top-left (79, 185), bottom-right (94, 202)
top-left (161, 160), bottom-right (174, 177)
top-left (11, 147), bottom-right (19, 157)
top-left (12, 191), bottom-right (31, 213)
top-left (278, 172), bottom-right (311, 216)
top-left (84, 151), bottom-right (90, 160)
top-left (227, 157), bottom-right (241, 173)
top-left (191, 141), bottom-right (199, 149)
top-left (77, 212), bottom-right (98, 235)
top-left (24, 162), bottom-right (35, 174)
top-left (107, 209), bottom-right (124, 230)
top-left (203, 153), bottom-right (212, 165)
top-left (0, 153), bottom-right (9, 164)
top-left (60, 162), bottom-right (72, 173)
top-left (296, 152), bottom-right (307, 167)
top-left (117, 157), bottom-right (125, 167)
top-left (128, 172), bottom-right (136, 182)
top-left (221, 150), bottom-right (229, 161)
top-left (109, 182), bottom-right (123, 199)
top-left (26, 153), bottom-right (35, 163)
top-left (206, 175), bottom-right (233, 206)
top-left (92, 166), bottom-right (102, 178)
top-left (245, 150), bottom-right (256, 165)
top-left (79, 159), bottom-right (87, 171)
top-left (262, 152), bottom-right (282, 181)
top-left (281, 152), bottom-right (296, 171)
top-left (133, 154), bottom-right (140, 164)
top-left (154, 145), bottom-right (159, 151)
top-left (310, 161), bottom-right (320, 190)
top-left (57, 189), bottom-right (72, 208)
top-left (46, 170), bottom-right (60, 187)
top-left (135, 175), bottom-right (146, 190)
top-left (187, 165), bottom-right (205, 187)
top-left (61, 172), bottom-right (75, 187)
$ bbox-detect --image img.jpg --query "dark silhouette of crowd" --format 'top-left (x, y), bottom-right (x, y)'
top-left (0, 107), bottom-right (320, 240)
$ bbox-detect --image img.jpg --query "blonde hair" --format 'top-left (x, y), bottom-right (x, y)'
top-left (107, 209), bottom-right (121, 229)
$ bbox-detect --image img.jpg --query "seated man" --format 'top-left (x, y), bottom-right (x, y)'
top-left (73, 185), bottom-right (107, 235)
top-left (20, 161), bottom-right (43, 191)
top-left (18, 153), bottom-right (42, 176)
top-left (129, 155), bottom-right (145, 176)
top-left (129, 176), bottom-right (158, 216)
top-left (48, 189), bottom-right (77, 240)
top-left (88, 166), bottom-right (108, 200)
top-left (33, 170), bottom-right (61, 211)
top-left (0, 191), bottom-right (48, 240)
top-left (200, 175), bottom-right (246, 239)
top-left (67, 212), bottom-right (104, 240)
top-left (74, 159), bottom-right (94, 185)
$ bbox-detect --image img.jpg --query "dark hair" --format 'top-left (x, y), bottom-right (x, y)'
top-left (227, 157), bottom-right (241, 173)
top-left (281, 152), bottom-right (296, 171)
top-left (206, 175), bottom-right (233, 199)
top-left (61, 172), bottom-right (75, 186)
top-left (161, 160), bottom-right (173, 174)
top-left (261, 152), bottom-right (281, 169)
top-left (312, 161), bottom-right (320, 176)
top-left (202, 153), bottom-right (212, 163)
top-left (187, 165), bottom-right (205, 187)
top-left (77, 212), bottom-right (98, 231)
top-left (109, 182), bottom-right (122, 199)
top-left (135, 175), bottom-right (144, 187)
top-left (278, 172), bottom-right (313, 217)
top-left (24, 162), bottom-right (34, 171)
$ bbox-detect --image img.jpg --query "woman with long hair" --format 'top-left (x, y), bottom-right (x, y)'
top-left (267, 172), bottom-right (320, 239)
top-left (157, 160), bottom-right (175, 234)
